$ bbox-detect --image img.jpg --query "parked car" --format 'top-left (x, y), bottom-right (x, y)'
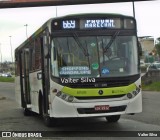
top-left (1, 73), bottom-right (12, 77)
top-left (146, 63), bottom-right (160, 72)
top-left (153, 61), bottom-right (160, 64)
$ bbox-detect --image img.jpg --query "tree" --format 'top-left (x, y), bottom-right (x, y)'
top-left (155, 44), bottom-right (160, 56)
top-left (155, 37), bottom-right (160, 56)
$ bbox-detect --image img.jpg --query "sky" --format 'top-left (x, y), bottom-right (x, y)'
top-left (0, 0), bottom-right (160, 62)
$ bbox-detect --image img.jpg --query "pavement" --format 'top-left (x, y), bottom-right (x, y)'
top-left (0, 95), bottom-right (6, 100)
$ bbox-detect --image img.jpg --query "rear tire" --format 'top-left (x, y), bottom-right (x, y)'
top-left (106, 115), bottom-right (120, 123)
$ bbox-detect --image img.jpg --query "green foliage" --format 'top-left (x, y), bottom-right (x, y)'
top-left (142, 82), bottom-right (160, 91)
top-left (155, 43), bottom-right (160, 56)
top-left (140, 66), bottom-right (147, 73)
top-left (0, 77), bottom-right (14, 83)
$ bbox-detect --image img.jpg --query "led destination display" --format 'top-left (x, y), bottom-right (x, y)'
top-left (80, 19), bottom-right (121, 29)
top-left (53, 17), bottom-right (135, 30)
top-left (62, 18), bottom-right (121, 29)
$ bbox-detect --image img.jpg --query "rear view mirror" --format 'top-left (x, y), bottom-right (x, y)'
top-left (138, 42), bottom-right (142, 56)
top-left (37, 72), bottom-right (42, 80)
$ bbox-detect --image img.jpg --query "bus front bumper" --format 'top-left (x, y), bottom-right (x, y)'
top-left (49, 92), bottom-right (142, 118)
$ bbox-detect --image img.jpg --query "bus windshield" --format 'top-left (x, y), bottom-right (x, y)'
top-left (51, 34), bottom-right (138, 78)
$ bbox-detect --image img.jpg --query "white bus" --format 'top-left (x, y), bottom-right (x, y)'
top-left (15, 13), bottom-right (142, 126)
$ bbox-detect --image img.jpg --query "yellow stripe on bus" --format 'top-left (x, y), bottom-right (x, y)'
top-left (61, 84), bottom-right (136, 97)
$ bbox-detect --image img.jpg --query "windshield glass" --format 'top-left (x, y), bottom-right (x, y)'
top-left (51, 35), bottom-right (139, 78)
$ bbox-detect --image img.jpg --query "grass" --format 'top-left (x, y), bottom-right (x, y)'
top-left (0, 76), bottom-right (15, 83)
top-left (142, 82), bottom-right (160, 91)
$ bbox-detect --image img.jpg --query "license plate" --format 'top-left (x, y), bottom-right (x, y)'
top-left (95, 105), bottom-right (110, 111)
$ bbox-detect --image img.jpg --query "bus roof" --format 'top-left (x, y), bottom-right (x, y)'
top-left (50, 13), bottom-right (135, 20)
top-left (15, 13), bottom-right (135, 52)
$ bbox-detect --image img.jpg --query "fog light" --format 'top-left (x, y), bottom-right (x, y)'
top-left (136, 87), bottom-right (140, 93)
top-left (132, 91), bottom-right (137, 96)
top-left (127, 93), bottom-right (133, 99)
top-left (68, 96), bottom-right (74, 102)
top-left (56, 91), bottom-right (62, 97)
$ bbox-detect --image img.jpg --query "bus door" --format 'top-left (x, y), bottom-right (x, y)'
top-left (23, 49), bottom-right (31, 106)
top-left (41, 29), bottom-right (50, 115)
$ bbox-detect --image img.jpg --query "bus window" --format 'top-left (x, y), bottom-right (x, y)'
top-left (35, 38), bottom-right (42, 70)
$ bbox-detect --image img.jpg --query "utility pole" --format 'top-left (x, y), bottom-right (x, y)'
top-left (9, 36), bottom-right (13, 63)
top-left (0, 43), bottom-right (2, 68)
top-left (132, 1), bottom-right (135, 18)
top-left (56, 6), bottom-right (58, 17)
top-left (24, 24), bottom-right (28, 39)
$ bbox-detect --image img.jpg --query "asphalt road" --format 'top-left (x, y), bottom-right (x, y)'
top-left (0, 82), bottom-right (15, 100)
top-left (0, 82), bottom-right (160, 139)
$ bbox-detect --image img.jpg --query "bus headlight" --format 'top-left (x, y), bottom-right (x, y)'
top-left (136, 86), bottom-right (141, 93)
top-left (127, 86), bottom-right (141, 99)
top-left (62, 94), bottom-right (67, 100)
top-left (56, 91), bottom-right (62, 97)
top-left (56, 91), bottom-right (74, 102)
top-left (127, 93), bottom-right (133, 99)
top-left (132, 91), bottom-right (137, 96)
top-left (67, 96), bottom-right (74, 102)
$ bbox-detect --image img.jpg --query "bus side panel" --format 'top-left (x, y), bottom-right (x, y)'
top-left (15, 76), bottom-right (22, 107)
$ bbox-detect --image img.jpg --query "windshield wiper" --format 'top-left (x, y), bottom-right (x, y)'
top-left (101, 38), bottom-right (105, 65)
top-left (103, 31), bottom-right (120, 53)
top-left (72, 32), bottom-right (89, 56)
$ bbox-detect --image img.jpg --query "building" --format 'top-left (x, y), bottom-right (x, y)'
top-left (139, 36), bottom-right (155, 55)
top-left (138, 36), bottom-right (156, 63)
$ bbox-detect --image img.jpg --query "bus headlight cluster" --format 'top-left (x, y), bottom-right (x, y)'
top-left (127, 86), bottom-right (141, 99)
top-left (56, 91), bottom-right (74, 102)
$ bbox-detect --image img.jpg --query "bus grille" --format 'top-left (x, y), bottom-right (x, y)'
top-left (77, 105), bottom-right (127, 114)
top-left (66, 79), bottom-right (130, 88)
top-left (75, 94), bottom-right (126, 100)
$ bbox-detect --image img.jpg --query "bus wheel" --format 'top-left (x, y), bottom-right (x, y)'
top-left (40, 97), bottom-right (55, 127)
top-left (43, 114), bottom-right (53, 127)
top-left (23, 108), bottom-right (32, 116)
top-left (106, 115), bottom-right (120, 123)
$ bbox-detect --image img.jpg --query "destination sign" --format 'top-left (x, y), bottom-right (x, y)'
top-left (80, 19), bottom-right (121, 29)
top-left (61, 18), bottom-right (121, 29)
top-left (62, 20), bottom-right (76, 29)
top-left (52, 17), bottom-right (135, 30)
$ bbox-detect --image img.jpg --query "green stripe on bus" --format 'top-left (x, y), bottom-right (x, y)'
top-left (61, 84), bottom-right (136, 97)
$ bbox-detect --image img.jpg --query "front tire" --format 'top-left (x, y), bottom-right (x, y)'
top-left (39, 95), bottom-right (56, 127)
top-left (106, 115), bottom-right (120, 123)
top-left (43, 114), bottom-right (53, 127)
top-left (23, 108), bottom-right (32, 116)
